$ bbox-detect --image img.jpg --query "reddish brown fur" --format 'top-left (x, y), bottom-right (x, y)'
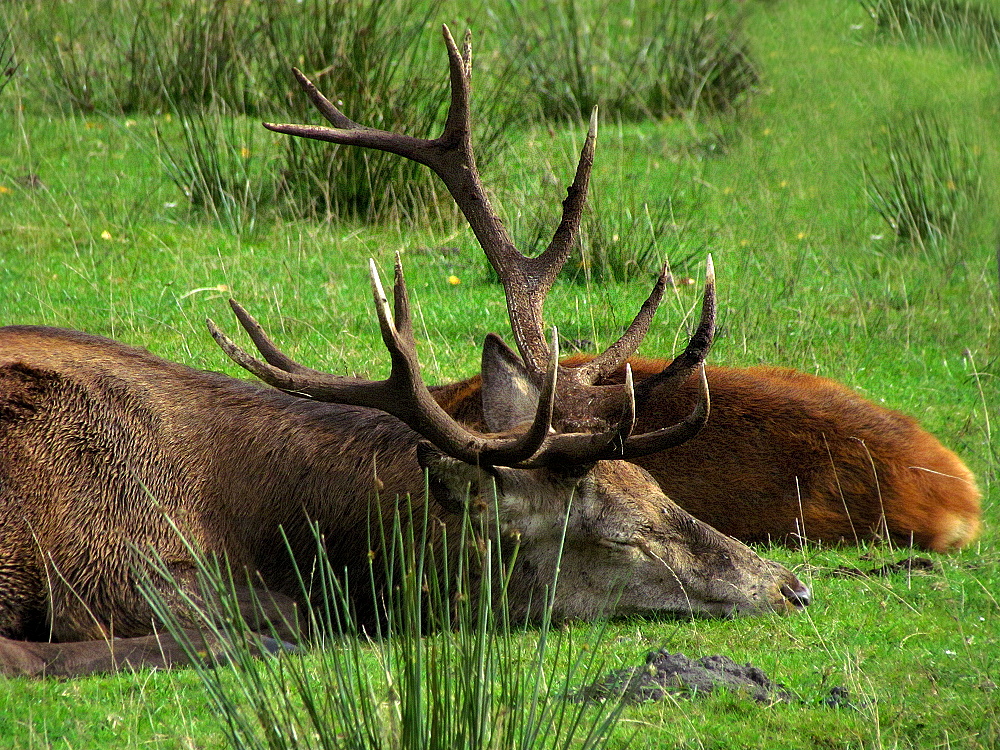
top-left (434, 355), bottom-right (981, 553)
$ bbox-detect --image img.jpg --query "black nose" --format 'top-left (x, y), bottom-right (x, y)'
top-left (780, 582), bottom-right (811, 608)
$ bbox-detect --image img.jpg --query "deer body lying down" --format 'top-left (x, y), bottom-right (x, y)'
top-left (436, 357), bottom-right (981, 553)
top-left (0, 24), bottom-right (816, 678)
top-left (0, 324), bottom-right (808, 678)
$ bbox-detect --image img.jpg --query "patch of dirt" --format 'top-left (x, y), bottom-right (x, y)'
top-left (575, 651), bottom-right (865, 709)
top-left (574, 650), bottom-right (794, 705)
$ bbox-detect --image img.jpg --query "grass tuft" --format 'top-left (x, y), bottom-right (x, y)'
top-left (862, 110), bottom-right (983, 249)
top-left (156, 0), bottom-right (521, 225)
top-left (498, 0), bottom-right (757, 122)
top-left (142, 498), bottom-right (627, 750)
top-left (861, 0), bottom-right (1000, 63)
top-left (156, 104), bottom-right (277, 235)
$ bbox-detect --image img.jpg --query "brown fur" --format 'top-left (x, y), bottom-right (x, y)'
top-left (434, 355), bottom-right (981, 553)
top-left (0, 327), bottom-right (808, 677)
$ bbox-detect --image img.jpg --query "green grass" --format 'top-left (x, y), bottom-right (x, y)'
top-left (0, 0), bottom-right (998, 747)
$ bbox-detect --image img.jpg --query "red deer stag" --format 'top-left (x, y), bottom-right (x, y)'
top-left (435, 358), bottom-right (981, 553)
top-left (264, 28), bottom-right (980, 555)
top-left (0, 27), bottom-right (809, 678)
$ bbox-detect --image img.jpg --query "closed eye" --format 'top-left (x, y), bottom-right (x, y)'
top-left (599, 537), bottom-right (637, 550)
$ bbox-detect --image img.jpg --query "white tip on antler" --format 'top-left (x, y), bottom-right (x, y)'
top-left (623, 362), bottom-right (636, 426)
top-left (706, 253), bottom-right (715, 286)
top-left (544, 326), bottom-right (560, 396)
top-left (588, 106), bottom-right (599, 141)
top-left (369, 258), bottom-right (394, 330)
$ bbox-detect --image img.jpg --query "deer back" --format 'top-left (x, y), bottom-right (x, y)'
top-left (0, 326), bottom-right (430, 639)
top-left (433, 354), bottom-right (981, 552)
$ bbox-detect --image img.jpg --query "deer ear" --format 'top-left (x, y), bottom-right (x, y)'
top-left (416, 441), bottom-right (487, 517)
top-left (480, 333), bottom-right (541, 433)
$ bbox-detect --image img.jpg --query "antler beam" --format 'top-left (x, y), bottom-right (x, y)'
top-left (208, 255), bottom-right (560, 468)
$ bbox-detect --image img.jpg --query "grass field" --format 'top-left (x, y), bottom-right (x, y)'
top-left (1, 0), bottom-right (998, 747)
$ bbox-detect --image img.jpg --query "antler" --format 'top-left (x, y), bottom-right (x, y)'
top-left (208, 254), bottom-right (560, 468)
top-left (264, 24), bottom-right (588, 379)
top-left (263, 25), bottom-right (715, 462)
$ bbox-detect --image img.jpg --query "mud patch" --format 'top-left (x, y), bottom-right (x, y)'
top-left (575, 650), bottom-right (794, 705)
top-left (576, 651), bottom-right (864, 709)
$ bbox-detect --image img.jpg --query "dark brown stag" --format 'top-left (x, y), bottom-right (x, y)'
top-left (0, 27), bottom-right (808, 678)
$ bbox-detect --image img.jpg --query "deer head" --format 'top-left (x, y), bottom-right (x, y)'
top-left (206, 26), bottom-right (810, 617)
top-left (208, 257), bottom-right (808, 618)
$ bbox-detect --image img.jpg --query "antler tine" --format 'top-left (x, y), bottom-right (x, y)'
top-left (621, 364), bottom-right (637, 441)
top-left (208, 256), bottom-right (559, 469)
top-left (440, 25), bottom-right (472, 144)
top-left (533, 106), bottom-right (599, 285)
top-left (227, 300), bottom-right (312, 375)
top-left (633, 254), bottom-right (716, 407)
top-left (289, 67), bottom-right (359, 131)
top-left (573, 260), bottom-right (670, 385)
top-left (619, 364), bottom-right (711, 459)
top-left (263, 72), bottom-right (431, 161)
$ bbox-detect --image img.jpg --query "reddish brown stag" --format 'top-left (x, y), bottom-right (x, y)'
top-left (436, 358), bottom-right (981, 553)
top-left (0, 27), bottom-right (808, 678)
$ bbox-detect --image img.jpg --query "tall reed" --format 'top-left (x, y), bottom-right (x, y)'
top-left (142, 493), bottom-right (628, 750)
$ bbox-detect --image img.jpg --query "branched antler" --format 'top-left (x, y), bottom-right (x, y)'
top-left (209, 254), bottom-right (559, 468)
top-left (252, 25), bottom-right (716, 463)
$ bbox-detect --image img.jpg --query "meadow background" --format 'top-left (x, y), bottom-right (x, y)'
top-left (0, 0), bottom-right (998, 747)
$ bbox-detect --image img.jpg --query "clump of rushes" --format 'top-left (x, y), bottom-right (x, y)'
top-left (266, 0), bottom-right (452, 224)
top-left (863, 111), bottom-right (983, 248)
top-left (172, 0), bottom-right (519, 225)
top-left (144, 504), bottom-right (627, 750)
top-left (860, 0), bottom-right (1000, 63)
top-left (635, 0), bottom-right (758, 118)
top-left (499, 0), bottom-right (757, 122)
top-left (156, 103), bottom-right (277, 235)
top-left (26, 0), bottom-right (257, 114)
